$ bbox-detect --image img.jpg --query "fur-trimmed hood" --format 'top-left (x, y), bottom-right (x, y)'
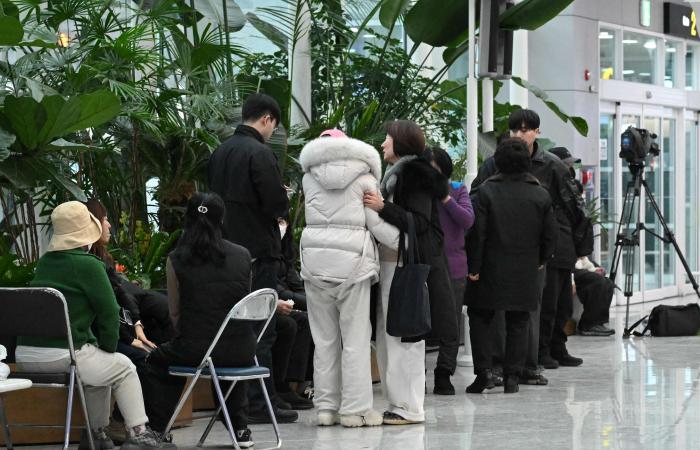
top-left (299, 136), bottom-right (382, 180)
top-left (395, 157), bottom-right (449, 200)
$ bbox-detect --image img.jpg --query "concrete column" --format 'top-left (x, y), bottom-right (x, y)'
top-left (465, 0), bottom-right (479, 187)
top-left (510, 28), bottom-right (529, 107)
top-left (289, 1), bottom-right (312, 129)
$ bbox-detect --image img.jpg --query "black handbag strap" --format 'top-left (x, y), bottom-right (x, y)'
top-left (629, 314), bottom-right (650, 337)
top-left (397, 212), bottom-right (420, 266)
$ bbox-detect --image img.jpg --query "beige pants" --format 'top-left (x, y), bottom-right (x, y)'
top-left (16, 344), bottom-right (148, 429)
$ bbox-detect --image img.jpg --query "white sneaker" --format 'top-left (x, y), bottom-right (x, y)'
top-left (340, 409), bottom-right (382, 428)
top-left (317, 410), bottom-right (340, 426)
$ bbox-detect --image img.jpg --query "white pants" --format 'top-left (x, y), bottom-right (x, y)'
top-left (306, 279), bottom-right (373, 416)
top-left (16, 344), bottom-right (148, 429)
top-left (375, 262), bottom-right (425, 422)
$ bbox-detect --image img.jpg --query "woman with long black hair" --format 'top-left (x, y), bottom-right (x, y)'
top-left (140, 192), bottom-right (257, 447)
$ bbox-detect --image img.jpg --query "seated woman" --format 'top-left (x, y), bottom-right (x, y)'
top-left (15, 201), bottom-right (174, 450)
top-left (465, 138), bottom-right (557, 394)
top-left (139, 192), bottom-right (257, 448)
top-left (84, 199), bottom-right (173, 368)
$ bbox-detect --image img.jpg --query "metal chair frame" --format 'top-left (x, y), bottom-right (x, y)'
top-left (162, 288), bottom-right (281, 450)
top-left (0, 287), bottom-right (95, 450)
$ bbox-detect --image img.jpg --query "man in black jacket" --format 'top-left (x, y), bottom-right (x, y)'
top-left (471, 109), bottom-right (592, 382)
top-left (208, 93), bottom-right (296, 424)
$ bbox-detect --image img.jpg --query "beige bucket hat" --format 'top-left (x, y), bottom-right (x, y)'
top-left (47, 201), bottom-right (102, 252)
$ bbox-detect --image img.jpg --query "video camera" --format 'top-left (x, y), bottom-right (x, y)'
top-left (619, 126), bottom-right (660, 165)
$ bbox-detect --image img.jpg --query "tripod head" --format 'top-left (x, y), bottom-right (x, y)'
top-left (627, 162), bottom-right (645, 177)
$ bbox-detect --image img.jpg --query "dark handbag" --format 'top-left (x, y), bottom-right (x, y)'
top-left (386, 212), bottom-right (432, 338)
top-left (629, 303), bottom-right (700, 337)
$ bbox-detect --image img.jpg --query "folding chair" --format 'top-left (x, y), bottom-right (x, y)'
top-left (0, 378), bottom-right (32, 449)
top-left (162, 288), bottom-right (281, 449)
top-left (0, 287), bottom-right (95, 450)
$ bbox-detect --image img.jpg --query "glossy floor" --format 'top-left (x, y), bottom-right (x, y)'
top-left (21, 296), bottom-right (700, 449)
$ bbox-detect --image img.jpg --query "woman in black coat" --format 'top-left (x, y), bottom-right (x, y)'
top-left (465, 138), bottom-right (557, 394)
top-left (364, 120), bottom-right (457, 425)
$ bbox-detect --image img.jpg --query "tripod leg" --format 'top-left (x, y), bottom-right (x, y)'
top-left (641, 180), bottom-right (700, 299)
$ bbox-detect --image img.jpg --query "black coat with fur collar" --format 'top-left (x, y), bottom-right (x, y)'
top-left (379, 158), bottom-right (457, 341)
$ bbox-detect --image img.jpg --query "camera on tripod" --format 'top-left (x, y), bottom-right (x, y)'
top-left (619, 126), bottom-right (660, 165)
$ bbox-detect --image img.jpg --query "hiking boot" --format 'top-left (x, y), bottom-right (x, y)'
top-left (235, 428), bottom-right (254, 449)
top-left (433, 368), bottom-right (455, 395)
top-left (340, 409), bottom-right (382, 427)
top-left (79, 428), bottom-right (114, 450)
top-left (465, 370), bottom-right (496, 394)
top-left (553, 349), bottom-right (583, 367)
top-left (317, 410), bottom-right (340, 426)
top-left (538, 354), bottom-right (560, 370)
top-left (578, 324), bottom-right (615, 336)
top-left (382, 411), bottom-right (423, 425)
top-left (278, 390), bottom-right (314, 410)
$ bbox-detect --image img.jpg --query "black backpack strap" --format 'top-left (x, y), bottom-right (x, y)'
top-left (629, 314), bottom-right (650, 337)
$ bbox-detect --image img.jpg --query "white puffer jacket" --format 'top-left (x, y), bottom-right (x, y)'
top-left (299, 136), bottom-right (399, 287)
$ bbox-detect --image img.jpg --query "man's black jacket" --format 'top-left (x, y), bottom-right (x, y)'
top-left (207, 125), bottom-right (289, 259)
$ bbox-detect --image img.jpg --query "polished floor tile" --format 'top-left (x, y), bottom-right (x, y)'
top-left (16, 295), bottom-right (700, 449)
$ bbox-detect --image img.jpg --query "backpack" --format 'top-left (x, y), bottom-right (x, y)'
top-left (628, 303), bottom-right (700, 337)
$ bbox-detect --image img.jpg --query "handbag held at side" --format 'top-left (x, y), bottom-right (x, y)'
top-left (386, 212), bottom-right (432, 338)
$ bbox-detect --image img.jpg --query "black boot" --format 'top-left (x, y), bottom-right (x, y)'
top-left (465, 369), bottom-right (495, 394)
top-left (433, 368), bottom-right (455, 395)
top-left (552, 348), bottom-right (583, 367)
top-left (504, 375), bottom-right (519, 394)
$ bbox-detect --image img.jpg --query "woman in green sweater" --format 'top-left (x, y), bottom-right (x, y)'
top-left (15, 201), bottom-right (174, 450)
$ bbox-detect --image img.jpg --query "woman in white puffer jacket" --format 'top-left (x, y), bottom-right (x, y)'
top-left (299, 129), bottom-right (399, 428)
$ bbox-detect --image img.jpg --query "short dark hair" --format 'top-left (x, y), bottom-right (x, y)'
top-left (242, 93), bottom-right (282, 125)
top-left (174, 192), bottom-right (226, 266)
top-left (428, 147), bottom-right (453, 178)
top-left (385, 120), bottom-right (425, 157)
top-left (508, 109), bottom-right (540, 131)
top-left (495, 138), bottom-right (531, 174)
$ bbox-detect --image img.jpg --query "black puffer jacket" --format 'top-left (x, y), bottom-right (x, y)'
top-left (379, 158), bottom-right (457, 341)
top-left (471, 143), bottom-right (588, 270)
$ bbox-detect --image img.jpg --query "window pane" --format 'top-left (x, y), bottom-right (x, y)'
top-left (664, 41), bottom-right (678, 88)
top-left (643, 117), bottom-right (662, 290)
top-left (686, 46), bottom-right (698, 91)
top-left (600, 28), bottom-right (616, 79)
top-left (686, 120), bottom-right (699, 278)
top-left (623, 32), bottom-right (657, 84)
top-left (662, 118), bottom-right (675, 287)
top-left (600, 114), bottom-right (616, 270)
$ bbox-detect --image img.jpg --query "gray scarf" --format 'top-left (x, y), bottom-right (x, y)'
top-left (380, 155), bottom-right (417, 198)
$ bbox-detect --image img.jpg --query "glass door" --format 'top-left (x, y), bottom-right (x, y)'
top-left (686, 118), bottom-right (699, 283)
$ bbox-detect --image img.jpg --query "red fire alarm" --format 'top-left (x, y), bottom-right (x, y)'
top-left (584, 69), bottom-right (591, 81)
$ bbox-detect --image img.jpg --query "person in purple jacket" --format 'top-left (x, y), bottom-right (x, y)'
top-left (426, 147), bottom-right (475, 395)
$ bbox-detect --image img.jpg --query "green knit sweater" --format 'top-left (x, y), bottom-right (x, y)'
top-left (18, 249), bottom-right (120, 353)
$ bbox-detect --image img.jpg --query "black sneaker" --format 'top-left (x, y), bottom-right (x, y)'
top-left (248, 406), bottom-right (298, 424)
top-left (278, 390), bottom-right (314, 410)
top-left (538, 354), bottom-right (560, 369)
top-left (235, 428), bottom-right (254, 448)
top-left (578, 324), bottom-right (615, 336)
top-left (120, 427), bottom-right (176, 449)
top-left (79, 428), bottom-right (114, 450)
top-left (465, 370), bottom-right (496, 394)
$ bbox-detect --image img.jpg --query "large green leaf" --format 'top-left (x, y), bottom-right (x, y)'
top-left (197, 0), bottom-right (246, 32)
top-left (0, 129), bottom-right (15, 160)
top-left (63, 90), bottom-right (122, 134)
top-left (0, 0), bottom-right (20, 19)
top-left (511, 76), bottom-right (588, 137)
top-left (0, 16), bottom-right (22, 45)
top-left (246, 12), bottom-right (288, 53)
top-left (379, 0), bottom-right (410, 29)
top-left (2, 96), bottom-right (45, 150)
top-left (499, 0), bottom-right (574, 31)
top-left (405, 0), bottom-right (468, 47)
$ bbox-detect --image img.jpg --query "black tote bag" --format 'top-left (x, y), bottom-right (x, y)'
top-left (386, 212), bottom-right (432, 338)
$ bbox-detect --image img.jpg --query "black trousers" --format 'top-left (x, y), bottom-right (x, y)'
top-left (574, 269), bottom-right (614, 330)
top-left (539, 267), bottom-right (573, 357)
top-left (141, 336), bottom-right (256, 432)
top-left (434, 278), bottom-right (465, 375)
top-left (491, 267), bottom-right (545, 373)
top-left (138, 290), bottom-right (175, 345)
top-left (467, 307), bottom-right (530, 376)
top-left (272, 311), bottom-right (312, 392)
top-left (248, 257), bottom-right (280, 411)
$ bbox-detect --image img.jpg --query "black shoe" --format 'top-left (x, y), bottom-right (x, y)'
top-left (553, 350), bottom-right (583, 367)
top-left (504, 375), bottom-right (519, 394)
top-left (248, 406), bottom-right (299, 424)
top-left (538, 354), bottom-right (560, 370)
top-left (519, 371), bottom-right (548, 385)
top-left (278, 390), bottom-right (314, 410)
top-left (235, 428), bottom-right (254, 449)
top-left (491, 367), bottom-right (504, 387)
top-left (433, 368), bottom-right (455, 395)
top-left (465, 370), bottom-right (495, 394)
top-left (274, 396), bottom-right (293, 410)
top-left (578, 324), bottom-right (615, 336)
top-left (79, 428), bottom-right (114, 450)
